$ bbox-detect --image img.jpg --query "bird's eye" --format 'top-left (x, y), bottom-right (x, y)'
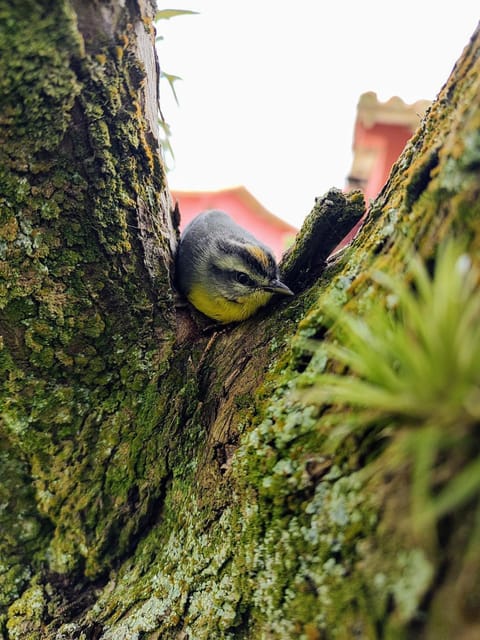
top-left (234, 271), bottom-right (254, 286)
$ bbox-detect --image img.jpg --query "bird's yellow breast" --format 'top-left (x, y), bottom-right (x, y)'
top-left (188, 283), bottom-right (272, 323)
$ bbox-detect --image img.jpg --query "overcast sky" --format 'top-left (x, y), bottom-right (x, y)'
top-left (157, 2), bottom-right (479, 228)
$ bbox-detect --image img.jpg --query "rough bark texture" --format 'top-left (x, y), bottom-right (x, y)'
top-left (1, 3), bottom-right (479, 639)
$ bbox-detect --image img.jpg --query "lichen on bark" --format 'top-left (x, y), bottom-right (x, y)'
top-left (0, 0), bottom-right (177, 623)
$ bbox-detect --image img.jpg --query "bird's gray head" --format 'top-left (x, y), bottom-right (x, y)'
top-left (175, 210), bottom-right (293, 322)
top-left (206, 235), bottom-right (292, 302)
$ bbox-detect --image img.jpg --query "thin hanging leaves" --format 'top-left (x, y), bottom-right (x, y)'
top-left (155, 9), bottom-right (199, 21)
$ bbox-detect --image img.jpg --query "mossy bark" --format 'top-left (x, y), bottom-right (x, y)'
top-left (1, 3), bottom-right (479, 639)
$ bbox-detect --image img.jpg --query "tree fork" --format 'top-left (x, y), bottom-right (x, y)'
top-left (1, 3), bottom-right (480, 639)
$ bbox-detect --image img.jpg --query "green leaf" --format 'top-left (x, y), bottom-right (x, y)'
top-left (155, 9), bottom-right (199, 21)
top-left (426, 456), bottom-right (480, 522)
top-left (161, 71), bottom-right (182, 106)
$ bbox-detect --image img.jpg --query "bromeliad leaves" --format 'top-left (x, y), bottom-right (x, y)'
top-left (301, 238), bottom-right (480, 526)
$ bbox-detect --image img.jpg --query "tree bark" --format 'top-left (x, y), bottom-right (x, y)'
top-left (1, 3), bottom-right (479, 639)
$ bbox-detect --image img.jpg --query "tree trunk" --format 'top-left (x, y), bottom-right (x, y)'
top-left (1, 3), bottom-right (479, 638)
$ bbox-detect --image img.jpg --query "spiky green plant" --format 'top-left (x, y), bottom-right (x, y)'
top-left (302, 238), bottom-right (480, 526)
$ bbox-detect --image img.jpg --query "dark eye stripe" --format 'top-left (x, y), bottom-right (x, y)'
top-left (233, 271), bottom-right (255, 286)
top-left (217, 240), bottom-right (277, 278)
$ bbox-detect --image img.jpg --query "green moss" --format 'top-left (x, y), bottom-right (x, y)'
top-left (0, 0), bottom-right (174, 616)
top-left (0, 439), bottom-right (51, 614)
top-left (0, 5), bottom-right (81, 157)
top-left (280, 188), bottom-right (365, 290)
top-left (6, 583), bottom-right (46, 640)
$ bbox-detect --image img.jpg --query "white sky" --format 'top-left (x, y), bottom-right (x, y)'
top-left (157, 2), bottom-right (479, 228)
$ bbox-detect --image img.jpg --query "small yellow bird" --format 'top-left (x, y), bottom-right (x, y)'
top-left (175, 210), bottom-right (293, 323)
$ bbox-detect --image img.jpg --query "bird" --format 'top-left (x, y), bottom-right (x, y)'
top-left (175, 210), bottom-right (294, 323)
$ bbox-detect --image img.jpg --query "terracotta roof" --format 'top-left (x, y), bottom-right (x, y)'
top-left (171, 185), bottom-right (297, 233)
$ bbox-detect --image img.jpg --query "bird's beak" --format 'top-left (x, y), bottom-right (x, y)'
top-left (264, 279), bottom-right (294, 296)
